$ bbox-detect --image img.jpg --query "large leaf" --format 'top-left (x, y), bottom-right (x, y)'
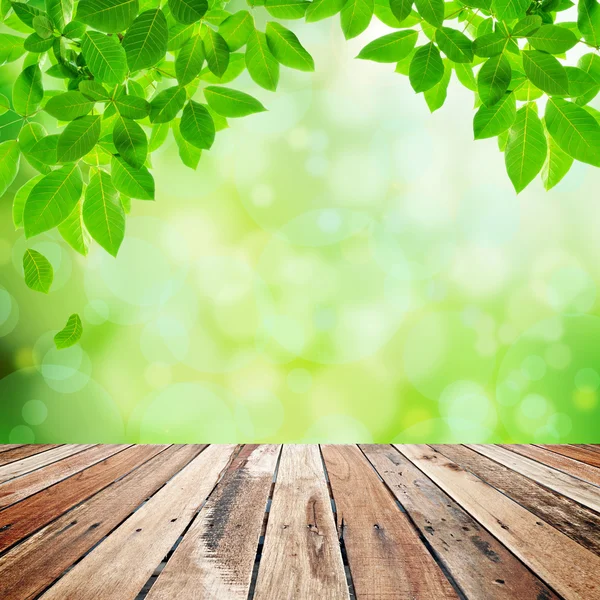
top-left (527, 24), bottom-right (578, 54)
top-left (149, 85), bottom-right (187, 123)
top-left (542, 135), bottom-right (573, 190)
top-left (493, 0), bottom-right (529, 21)
top-left (0, 34), bottom-right (27, 65)
top-left (473, 92), bottom-right (516, 139)
top-left (13, 175), bottom-right (44, 228)
top-left (409, 43), bottom-right (444, 93)
top-left (305, 0), bottom-right (346, 22)
top-left (522, 50), bottom-right (569, 96)
top-left (202, 27), bottom-right (229, 77)
top-left (424, 60), bottom-right (451, 112)
top-left (578, 0), bottom-right (600, 47)
top-left (114, 93), bottom-right (150, 119)
top-left (172, 118), bottom-right (201, 169)
top-left (44, 91), bottom-right (93, 121)
top-left (0, 140), bottom-right (20, 197)
top-left (27, 135), bottom-right (59, 166)
top-left (265, 0), bottom-right (309, 20)
top-left (478, 53), bottom-right (511, 107)
top-left (24, 32), bottom-right (54, 52)
top-left (11, 2), bottom-right (44, 28)
top-left (113, 115), bottom-right (148, 168)
top-left (246, 29), bottom-right (279, 91)
top-left (175, 34), bottom-right (205, 86)
top-left (389, 0), bottom-right (413, 22)
top-left (566, 67), bottom-right (598, 100)
top-left (13, 64), bottom-right (43, 117)
top-left (76, 0), bottom-right (139, 33)
top-left (505, 103), bottom-right (547, 193)
top-left (357, 30), bottom-right (417, 63)
top-left (56, 115), bottom-right (102, 163)
top-left (265, 22), bottom-right (314, 71)
top-left (168, 0), bottom-right (207, 24)
top-left (122, 9), bottom-right (168, 72)
top-left (545, 97), bottom-right (600, 167)
top-left (23, 163), bottom-right (83, 237)
top-left (180, 100), bottom-right (215, 149)
top-left (111, 155), bottom-right (155, 199)
top-left (46, 0), bottom-right (73, 31)
top-left (340, 0), bottom-right (374, 40)
top-left (81, 30), bottom-right (127, 85)
top-left (473, 32), bottom-right (507, 58)
top-left (436, 27), bottom-right (474, 64)
top-left (83, 169), bottom-right (125, 256)
top-left (218, 11), bottom-right (254, 51)
top-left (204, 86), bottom-right (266, 117)
top-left (58, 200), bottom-right (89, 255)
top-left (414, 0), bottom-right (444, 27)
top-left (54, 313), bottom-right (83, 349)
top-left (23, 248), bottom-right (53, 293)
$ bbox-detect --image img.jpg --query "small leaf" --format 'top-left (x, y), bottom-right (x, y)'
top-left (81, 30), bottom-right (127, 85)
top-left (113, 115), bottom-right (148, 168)
top-left (435, 27), bottom-right (473, 64)
top-left (512, 15), bottom-right (542, 37)
top-left (357, 30), bottom-right (417, 63)
top-left (56, 115), bottom-right (102, 163)
top-left (527, 24), bottom-right (578, 54)
top-left (13, 175), bottom-right (44, 228)
top-left (115, 93), bottom-right (150, 119)
top-left (24, 32), bottom-right (54, 52)
top-left (265, 0), bottom-right (309, 20)
top-left (219, 10), bottom-right (254, 51)
top-left (202, 26), bottom-right (229, 77)
top-left (0, 34), bottom-right (27, 65)
top-left (204, 85), bottom-right (266, 117)
top-left (566, 66), bottom-right (598, 99)
top-left (13, 64), bottom-right (44, 116)
top-left (11, 2), bottom-right (44, 28)
top-left (389, 0), bottom-right (413, 23)
top-left (542, 135), bottom-right (573, 190)
top-left (473, 33), bottom-right (507, 58)
top-left (46, 0), bottom-right (74, 31)
top-left (33, 15), bottom-right (54, 38)
top-left (54, 313), bottom-right (83, 349)
top-left (168, 0), bottom-right (208, 24)
top-left (175, 34), bottom-right (205, 86)
top-left (340, 0), bottom-right (374, 40)
top-left (409, 42), bottom-right (444, 93)
top-left (111, 155), bottom-right (155, 199)
top-left (478, 53), bottom-right (511, 107)
top-left (149, 85), bottom-right (187, 123)
top-left (199, 52), bottom-right (245, 83)
top-left (266, 22), bottom-right (314, 71)
top-left (27, 135), bottom-right (59, 166)
top-left (0, 140), bottom-right (21, 197)
top-left (76, 0), bottom-right (139, 33)
top-left (246, 29), bottom-right (279, 91)
top-left (123, 9), bottom-right (168, 72)
top-left (148, 122), bottom-right (170, 152)
top-left (424, 60), bottom-right (451, 112)
top-left (44, 91), bottom-right (94, 120)
top-left (79, 80), bottom-right (110, 101)
top-left (522, 50), bottom-right (569, 96)
top-left (23, 249), bottom-right (53, 293)
top-left (172, 118), bottom-right (201, 169)
top-left (180, 100), bottom-right (215, 149)
top-left (473, 92), bottom-right (516, 139)
top-left (58, 200), bottom-right (89, 255)
top-left (414, 0), bottom-right (444, 27)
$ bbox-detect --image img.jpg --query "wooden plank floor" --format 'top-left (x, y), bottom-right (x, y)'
top-left (0, 445), bottom-right (598, 600)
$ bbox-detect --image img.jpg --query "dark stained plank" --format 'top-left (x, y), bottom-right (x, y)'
top-left (433, 444), bottom-right (600, 555)
top-left (361, 444), bottom-right (559, 600)
top-left (323, 444), bottom-right (457, 600)
top-left (0, 444), bottom-right (130, 509)
top-left (470, 444), bottom-right (600, 512)
top-left (504, 444), bottom-right (600, 487)
top-left (0, 445), bottom-right (167, 554)
top-left (0, 445), bottom-right (60, 468)
top-left (0, 445), bottom-right (204, 600)
top-left (39, 445), bottom-right (238, 600)
top-left (147, 445), bottom-right (280, 600)
top-left (397, 445), bottom-right (600, 600)
top-left (253, 445), bottom-right (349, 600)
top-left (538, 445), bottom-right (600, 469)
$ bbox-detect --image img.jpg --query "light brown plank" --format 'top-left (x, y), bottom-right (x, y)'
top-left (0, 445), bottom-right (60, 468)
top-left (361, 444), bottom-right (559, 600)
top-left (433, 444), bottom-right (600, 555)
top-left (397, 445), bottom-right (600, 600)
top-left (470, 444), bottom-right (600, 512)
top-left (147, 445), bottom-right (280, 600)
top-left (253, 445), bottom-right (349, 600)
top-left (323, 444), bottom-right (457, 600)
top-left (39, 444), bottom-right (237, 600)
top-left (0, 445), bottom-right (203, 600)
top-left (0, 445), bottom-right (24, 454)
top-left (0, 444), bottom-right (94, 484)
top-left (538, 445), bottom-right (600, 469)
top-left (0, 444), bottom-right (130, 509)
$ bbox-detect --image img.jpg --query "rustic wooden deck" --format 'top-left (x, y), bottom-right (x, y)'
top-left (0, 444), bottom-right (598, 599)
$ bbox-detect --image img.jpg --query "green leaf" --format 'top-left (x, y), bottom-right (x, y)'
top-left (33, 15), bottom-right (54, 38)
top-left (24, 163), bottom-right (83, 237)
top-left (81, 30), bottom-right (127, 85)
top-left (13, 175), bottom-right (44, 228)
top-left (24, 32), bottom-right (54, 52)
top-left (148, 122), bottom-right (170, 152)
top-left (265, 0), bottom-right (309, 19)
top-left (13, 64), bottom-right (43, 116)
top-left (168, 0), bottom-right (207, 24)
top-left (492, 0), bottom-right (529, 21)
top-left (453, 62), bottom-right (477, 91)
top-left (545, 97), bottom-right (600, 166)
top-left (389, 0), bottom-right (413, 22)
top-left (54, 313), bottom-right (83, 349)
top-left (218, 10), bottom-right (254, 51)
top-left (435, 27), bottom-right (473, 64)
top-left (305, 0), bottom-right (345, 22)
top-left (204, 85), bottom-right (266, 117)
top-left (27, 135), bottom-right (59, 166)
top-left (56, 115), bottom-right (102, 163)
top-left (527, 24), bottom-right (578, 54)
top-left (113, 115), bottom-right (148, 168)
top-left (424, 60), bottom-right (451, 112)
top-left (340, 0), bottom-right (374, 40)
top-left (23, 248), bottom-right (53, 293)
top-left (246, 29), bottom-right (279, 91)
top-left (409, 43), bottom-right (444, 93)
top-left (522, 50), bottom-right (569, 96)
top-left (578, 0), bottom-right (600, 47)
top-left (0, 34), bottom-right (27, 65)
top-left (414, 0), bottom-right (444, 27)
top-left (202, 26), bottom-right (229, 77)
top-left (0, 140), bottom-right (20, 197)
top-left (44, 91), bottom-right (93, 120)
top-left (114, 93), bottom-right (149, 119)
top-left (180, 100), bottom-right (215, 149)
top-left (175, 34), bottom-right (204, 85)
top-left (79, 80), bottom-right (110, 101)
top-left (46, 0), bottom-right (74, 31)
top-left (58, 200), bottom-right (89, 255)
top-left (505, 103), bottom-right (547, 193)
top-left (149, 85), bottom-right (187, 123)
top-left (172, 118), bottom-right (201, 169)
top-left (200, 52), bottom-right (245, 83)
top-left (566, 66), bottom-right (598, 99)
top-left (512, 15), bottom-right (542, 37)
top-left (357, 30), bottom-right (417, 63)
top-left (473, 33), bottom-right (507, 58)
top-left (63, 20), bottom-right (86, 39)
top-left (478, 53), bottom-right (511, 107)
top-left (123, 9), bottom-right (168, 72)
top-left (265, 22), bottom-right (314, 71)
top-left (76, 0), bottom-right (139, 33)
top-left (11, 2), bottom-right (43, 28)
top-left (83, 169), bottom-right (125, 256)
top-left (111, 155), bottom-right (155, 199)
top-left (542, 135), bottom-right (573, 190)
top-left (473, 92), bottom-right (516, 139)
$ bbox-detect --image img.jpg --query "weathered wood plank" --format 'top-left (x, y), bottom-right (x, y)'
top-left (504, 444), bottom-right (600, 487)
top-left (0, 444), bottom-right (130, 509)
top-left (323, 444), bottom-right (457, 600)
top-left (469, 444), bottom-right (600, 512)
top-left (0, 445), bottom-right (94, 484)
top-left (397, 445), bottom-right (600, 600)
top-left (39, 444), bottom-right (237, 600)
top-left (433, 444), bottom-right (600, 555)
top-left (253, 445), bottom-right (349, 600)
top-left (0, 445), bottom-right (203, 600)
top-left (0, 445), bottom-right (24, 454)
top-left (538, 445), bottom-right (600, 469)
top-left (147, 445), bottom-right (280, 600)
top-left (0, 445), bottom-right (60, 468)
top-left (0, 445), bottom-right (166, 554)
top-left (362, 444), bottom-right (559, 600)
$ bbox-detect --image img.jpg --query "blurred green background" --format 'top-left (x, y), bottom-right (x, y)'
top-left (1, 15), bottom-right (599, 444)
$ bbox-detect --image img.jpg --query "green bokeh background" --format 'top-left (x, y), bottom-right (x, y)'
top-left (1, 15), bottom-right (599, 444)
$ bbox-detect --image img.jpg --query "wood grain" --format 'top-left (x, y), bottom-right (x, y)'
top-left (253, 445), bottom-right (349, 600)
top-left (324, 444), bottom-right (457, 600)
top-left (0, 445), bottom-right (203, 600)
top-left (0, 445), bottom-right (60, 468)
top-left (361, 444), bottom-right (559, 600)
top-left (0, 445), bottom-right (24, 454)
top-left (538, 444), bottom-right (600, 468)
top-left (470, 444), bottom-right (600, 512)
top-left (147, 445), bottom-right (280, 600)
top-left (397, 445), bottom-right (600, 600)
